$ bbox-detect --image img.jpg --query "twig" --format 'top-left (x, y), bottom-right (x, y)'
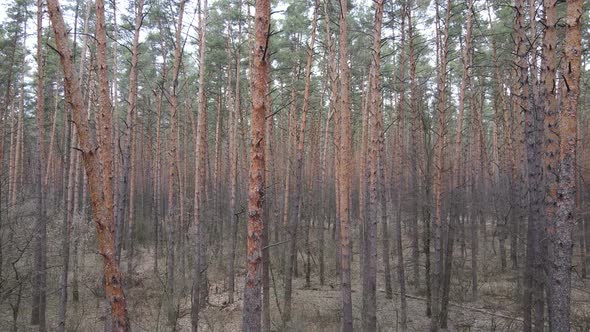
top-left (263, 239), bottom-right (291, 250)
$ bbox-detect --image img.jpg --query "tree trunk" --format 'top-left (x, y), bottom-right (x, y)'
top-left (338, 0), bottom-right (353, 330)
top-left (242, 0), bottom-right (269, 330)
top-left (431, 1), bottom-right (451, 330)
top-left (0, 30), bottom-right (18, 259)
top-left (191, 1), bottom-right (208, 330)
top-left (363, 2), bottom-right (383, 330)
top-left (262, 53), bottom-right (273, 332)
top-left (453, 0), bottom-right (474, 303)
top-left (126, 108), bottom-right (137, 277)
top-left (226, 11), bottom-right (241, 303)
top-left (549, 0), bottom-right (582, 330)
top-left (283, 0), bottom-right (318, 322)
top-left (112, 0), bottom-right (124, 265)
top-left (407, 0), bottom-right (421, 290)
top-left (123, 0), bottom-right (144, 278)
top-left (226, 39), bottom-right (238, 305)
top-left (281, 76), bottom-right (297, 277)
top-left (541, 0), bottom-right (559, 330)
top-left (213, 93), bottom-right (223, 259)
top-left (166, 0), bottom-right (186, 327)
top-left (33, 0), bottom-right (47, 328)
top-left (522, 0), bottom-right (546, 330)
top-left (47, 0), bottom-right (130, 329)
top-left (318, 32), bottom-right (334, 284)
top-left (58, 125), bottom-right (78, 332)
top-left (10, 76), bottom-right (24, 217)
top-left (74, 62), bottom-right (95, 303)
top-left (324, 0), bottom-right (341, 278)
top-left (395, 7), bottom-right (408, 329)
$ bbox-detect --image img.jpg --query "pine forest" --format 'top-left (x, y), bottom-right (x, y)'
top-left (0, 0), bottom-right (588, 330)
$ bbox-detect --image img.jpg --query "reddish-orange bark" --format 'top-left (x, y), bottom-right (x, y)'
top-left (46, 0), bottom-right (129, 329)
top-left (242, 0), bottom-right (269, 330)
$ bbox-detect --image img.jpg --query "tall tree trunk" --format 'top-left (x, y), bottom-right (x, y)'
top-left (226, 21), bottom-right (239, 304)
top-left (166, 0), bottom-right (186, 327)
top-left (152, 81), bottom-right (163, 274)
top-left (431, 1), bottom-right (451, 330)
top-left (358, 65), bottom-right (372, 283)
top-left (379, 55), bottom-right (392, 301)
top-left (283, 0), bottom-right (318, 322)
top-left (542, 0), bottom-right (559, 330)
top-left (359, 69), bottom-right (370, 283)
top-left (58, 125), bottom-right (78, 332)
top-left (126, 109), bottom-right (137, 277)
top-left (177, 91), bottom-right (186, 287)
top-left (153, 14), bottom-right (169, 275)
top-left (472, 74), bottom-right (486, 307)
top-left (44, 90), bottom-right (59, 189)
top-left (407, 0), bottom-right (421, 290)
top-left (0, 67), bottom-right (10, 297)
top-left (318, 54), bottom-right (333, 285)
top-left (363, 2), bottom-right (383, 330)
top-left (281, 76), bottom-right (297, 276)
top-left (549, 0), bottom-right (582, 330)
top-left (33, 0), bottom-right (47, 329)
top-left (47, 0), bottom-right (130, 329)
top-left (242, 0), bottom-right (269, 330)
top-left (338, 0), bottom-right (353, 330)
top-left (213, 93), bottom-right (223, 259)
top-left (73, 62), bottom-right (95, 303)
top-left (70, 1), bottom-right (94, 308)
top-left (522, 0), bottom-right (546, 330)
top-left (262, 52), bottom-right (273, 332)
top-left (453, 0), bottom-right (474, 303)
top-left (509, 0), bottom-right (528, 273)
top-left (123, 0), bottom-right (144, 278)
top-left (324, 0), bottom-right (341, 277)
top-left (394, 5), bottom-right (408, 328)
top-left (8, 21), bottom-right (25, 212)
top-left (497, 22), bottom-right (514, 270)
top-left (10, 76), bottom-right (24, 216)
top-left (7, 91), bottom-right (17, 215)
top-left (0, 29), bottom-right (19, 260)
top-left (72, 128), bottom-right (84, 304)
top-left (191, 1), bottom-right (208, 330)
top-left (112, 0), bottom-right (124, 265)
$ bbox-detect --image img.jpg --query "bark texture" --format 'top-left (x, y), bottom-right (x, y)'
top-left (192, 1), bottom-right (208, 330)
top-left (338, 0), bottom-right (353, 330)
top-left (363, 1), bottom-right (383, 330)
top-left (549, 0), bottom-right (582, 330)
top-left (242, 0), bottom-right (269, 330)
top-left (46, 0), bottom-right (130, 330)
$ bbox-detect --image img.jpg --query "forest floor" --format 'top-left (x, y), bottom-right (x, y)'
top-left (4, 222), bottom-right (590, 331)
top-left (75, 234), bottom-right (590, 331)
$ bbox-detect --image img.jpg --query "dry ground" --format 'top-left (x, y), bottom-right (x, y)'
top-left (2, 222), bottom-right (590, 331)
